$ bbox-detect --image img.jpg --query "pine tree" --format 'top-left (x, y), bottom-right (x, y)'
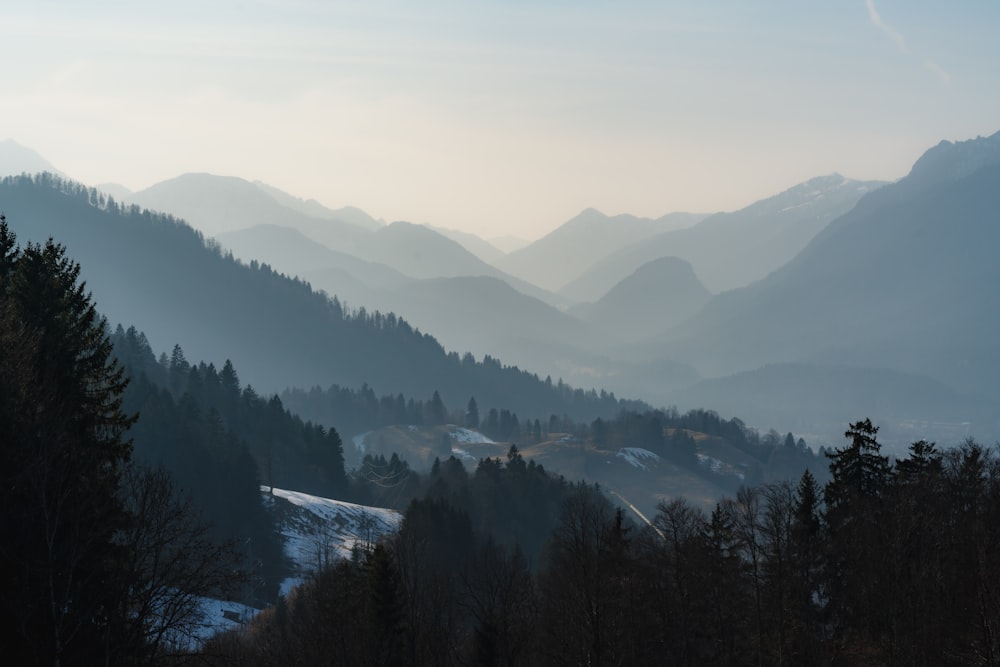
top-left (427, 389), bottom-right (446, 426)
top-left (822, 418), bottom-right (894, 658)
top-left (825, 418), bottom-right (891, 508)
top-left (364, 543), bottom-right (406, 666)
top-left (789, 469), bottom-right (824, 663)
top-left (0, 220), bottom-right (136, 663)
top-left (465, 396), bottom-right (480, 429)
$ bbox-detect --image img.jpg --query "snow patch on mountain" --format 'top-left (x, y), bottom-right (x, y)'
top-left (617, 447), bottom-right (661, 470)
top-left (450, 427), bottom-right (495, 444)
top-left (696, 453), bottom-right (745, 480)
top-left (262, 486), bottom-right (402, 595)
top-left (450, 447), bottom-right (479, 464)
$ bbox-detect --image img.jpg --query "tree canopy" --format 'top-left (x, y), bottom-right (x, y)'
top-left (0, 215), bottom-right (136, 662)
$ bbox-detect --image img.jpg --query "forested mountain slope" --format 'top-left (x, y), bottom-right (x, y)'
top-left (0, 173), bottom-right (635, 421)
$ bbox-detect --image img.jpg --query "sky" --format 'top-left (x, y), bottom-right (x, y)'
top-left (2, 0), bottom-right (999, 240)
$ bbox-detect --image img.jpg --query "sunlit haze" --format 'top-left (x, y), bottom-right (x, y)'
top-left (3, 0), bottom-right (998, 239)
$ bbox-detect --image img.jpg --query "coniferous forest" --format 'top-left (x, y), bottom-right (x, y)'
top-left (207, 421), bottom-right (1000, 666)
top-left (4, 206), bottom-right (1000, 666)
top-left (7, 1), bottom-right (1000, 659)
top-left (0, 217), bottom-right (248, 663)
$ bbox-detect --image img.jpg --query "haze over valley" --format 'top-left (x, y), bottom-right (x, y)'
top-left (4, 1), bottom-right (1000, 662)
top-left (3, 130), bottom-right (999, 454)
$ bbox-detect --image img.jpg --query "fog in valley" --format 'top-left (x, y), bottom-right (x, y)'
top-left (3, 1), bottom-right (1000, 663)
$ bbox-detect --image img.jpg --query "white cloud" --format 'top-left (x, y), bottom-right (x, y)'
top-left (865, 0), bottom-right (907, 54)
top-left (924, 60), bottom-right (951, 84)
top-left (865, 2), bottom-right (952, 86)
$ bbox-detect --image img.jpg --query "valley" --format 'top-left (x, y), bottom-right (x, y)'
top-left (3, 128), bottom-right (999, 662)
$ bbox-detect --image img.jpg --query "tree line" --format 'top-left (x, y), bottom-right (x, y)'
top-left (113, 327), bottom-right (348, 500)
top-left (6, 206), bottom-right (995, 664)
top-left (587, 408), bottom-right (824, 491)
top-left (207, 419), bottom-right (1000, 665)
top-left (1, 171), bottom-right (654, 421)
top-left (0, 216), bottom-right (247, 663)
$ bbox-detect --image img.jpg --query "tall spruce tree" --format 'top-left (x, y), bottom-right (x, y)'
top-left (822, 418), bottom-right (894, 659)
top-left (465, 396), bottom-right (480, 429)
top-left (0, 217), bottom-right (136, 663)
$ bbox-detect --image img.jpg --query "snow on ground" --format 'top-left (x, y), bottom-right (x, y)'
top-left (616, 447), bottom-right (661, 471)
top-left (161, 488), bottom-right (401, 648)
top-left (351, 431), bottom-right (371, 453)
top-left (450, 447), bottom-right (478, 463)
top-left (188, 597), bottom-right (260, 645)
top-left (148, 594), bottom-right (260, 652)
top-left (449, 427), bottom-right (495, 444)
top-left (696, 453), bottom-right (745, 480)
top-left (262, 486), bottom-right (402, 595)
top-left (696, 452), bottom-right (723, 472)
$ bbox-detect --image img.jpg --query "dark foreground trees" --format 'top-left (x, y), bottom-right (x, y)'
top-left (207, 419), bottom-right (1000, 666)
top-left (115, 464), bottom-right (246, 659)
top-left (0, 217), bottom-right (243, 664)
top-left (0, 216), bottom-right (138, 662)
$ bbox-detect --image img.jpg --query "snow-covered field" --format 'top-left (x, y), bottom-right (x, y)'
top-left (262, 486), bottom-right (402, 595)
top-left (188, 597), bottom-right (260, 646)
top-left (183, 488), bottom-right (400, 647)
top-left (617, 447), bottom-right (661, 470)
top-left (450, 447), bottom-right (479, 463)
top-left (449, 427), bottom-right (495, 444)
top-left (696, 453), bottom-right (745, 480)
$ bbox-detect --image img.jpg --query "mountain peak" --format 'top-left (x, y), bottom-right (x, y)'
top-left (906, 129), bottom-right (1000, 184)
top-left (564, 207), bottom-right (609, 227)
top-left (802, 172), bottom-right (847, 186)
top-left (158, 172), bottom-right (260, 192)
top-left (777, 173), bottom-right (866, 199)
top-left (576, 255), bottom-right (712, 342)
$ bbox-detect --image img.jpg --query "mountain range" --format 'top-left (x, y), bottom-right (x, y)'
top-left (3, 130), bottom-right (999, 450)
top-left (638, 132), bottom-right (1000, 447)
top-left (0, 173), bottom-right (630, 424)
top-left (560, 174), bottom-right (884, 301)
top-left (0, 139), bottom-right (63, 178)
top-left (497, 208), bottom-right (708, 292)
top-left (569, 256), bottom-right (713, 343)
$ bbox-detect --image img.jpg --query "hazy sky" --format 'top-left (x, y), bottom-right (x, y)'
top-left (3, 0), bottom-right (998, 240)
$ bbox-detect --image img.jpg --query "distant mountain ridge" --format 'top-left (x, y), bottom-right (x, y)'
top-left (127, 173), bottom-right (377, 239)
top-left (561, 174), bottom-right (883, 301)
top-left (6, 134), bottom-right (998, 447)
top-left (0, 172), bottom-right (634, 423)
top-left (423, 224), bottom-right (508, 265)
top-left (904, 131), bottom-right (1000, 188)
top-left (252, 180), bottom-right (384, 231)
top-left (129, 172), bottom-right (566, 307)
top-left (570, 256), bottom-right (713, 342)
top-left (497, 208), bottom-right (708, 292)
top-left (632, 130), bottom-right (1000, 442)
top-left (0, 139), bottom-right (64, 178)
